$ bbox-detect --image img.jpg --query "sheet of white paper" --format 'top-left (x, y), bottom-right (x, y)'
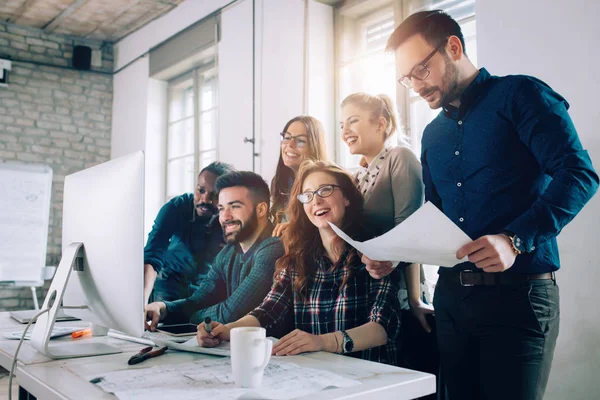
top-left (329, 202), bottom-right (472, 267)
top-left (88, 358), bottom-right (361, 400)
top-left (152, 336), bottom-right (232, 356)
top-left (0, 165), bottom-right (52, 282)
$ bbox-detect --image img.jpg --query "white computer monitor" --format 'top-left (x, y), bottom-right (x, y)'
top-left (31, 151), bottom-right (145, 359)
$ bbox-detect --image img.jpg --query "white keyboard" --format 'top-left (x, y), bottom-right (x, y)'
top-left (108, 330), bottom-right (193, 346)
top-left (142, 330), bottom-right (191, 343)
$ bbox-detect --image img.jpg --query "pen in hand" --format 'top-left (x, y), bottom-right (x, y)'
top-left (204, 317), bottom-right (212, 334)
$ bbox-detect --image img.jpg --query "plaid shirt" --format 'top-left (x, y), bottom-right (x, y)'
top-left (249, 252), bottom-right (401, 366)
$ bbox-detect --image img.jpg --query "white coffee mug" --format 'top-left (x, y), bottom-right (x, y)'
top-left (230, 327), bottom-right (272, 388)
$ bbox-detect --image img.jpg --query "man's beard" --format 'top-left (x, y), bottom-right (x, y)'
top-left (436, 55), bottom-right (461, 108)
top-left (195, 202), bottom-right (217, 221)
top-left (421, 55), bottom-right (461, 109)
top-left (222, 210), bottom-right (259, 244)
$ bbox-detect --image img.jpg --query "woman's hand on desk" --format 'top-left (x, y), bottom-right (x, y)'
top-left (197, 320), bottom-right (230, 347)
top-left (144, 302), bottom-right (167, 331)
top-left (272, 329), bottom-right (325, 356)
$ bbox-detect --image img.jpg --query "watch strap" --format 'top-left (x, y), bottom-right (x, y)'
top-left (503, 231), bottom-right (523, 255)
top-left (340, 330), bottom-right (354, 353)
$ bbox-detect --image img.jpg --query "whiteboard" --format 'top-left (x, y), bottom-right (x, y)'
top-left (0, 162), bottom-right (53, 283)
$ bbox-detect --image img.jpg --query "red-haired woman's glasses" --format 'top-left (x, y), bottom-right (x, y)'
top-left (297, 184), bottom-right (341, 204)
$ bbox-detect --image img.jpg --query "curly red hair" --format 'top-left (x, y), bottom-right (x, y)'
top-left (275, 160), bottom-right (364, 298)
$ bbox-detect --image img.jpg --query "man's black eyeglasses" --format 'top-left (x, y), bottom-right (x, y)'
top-left (398, 41), bottom-right (447, 89)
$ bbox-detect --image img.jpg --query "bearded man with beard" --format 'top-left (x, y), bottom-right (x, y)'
top-left (376, 10), bottom-right (599, 400)
top-left (145, 171), bottom-right (284, 329)
top-left (143, 162), bottom-right (234, 304)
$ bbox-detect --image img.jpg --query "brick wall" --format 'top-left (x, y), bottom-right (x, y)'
top-left (0, 22), bottom-right (113, 311)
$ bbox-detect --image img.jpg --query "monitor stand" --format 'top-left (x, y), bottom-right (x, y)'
top-left (30, 242), bottom-right (122, 359)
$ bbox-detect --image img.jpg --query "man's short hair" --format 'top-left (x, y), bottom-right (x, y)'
top-left (385, 10), bottom-right (467, 57)
top-left (215, 171), bottom-right (270, 210)
top-left (200, 161), bottom-right (235, 178)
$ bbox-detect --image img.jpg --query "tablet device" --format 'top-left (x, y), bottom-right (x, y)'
top-left (156, 323), bottom-right (198, 336)
top-left (10, 309), bottom-right (80, 324)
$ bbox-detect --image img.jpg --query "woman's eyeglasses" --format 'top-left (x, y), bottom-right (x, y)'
top-left (297, 184), bottom-right (341, 204)
top-left (280, 132), bottom-right (308, 148)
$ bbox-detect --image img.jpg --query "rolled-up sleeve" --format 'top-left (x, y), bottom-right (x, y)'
top-left (248, 269), bottom-right (293, 329)
top-left (367, 269), bottom-right (401, 342)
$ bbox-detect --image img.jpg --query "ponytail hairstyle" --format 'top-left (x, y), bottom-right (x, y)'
top-left (341, 92), bottom-right (408, 144)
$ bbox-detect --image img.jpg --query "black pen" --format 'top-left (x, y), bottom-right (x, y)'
top-left (204, 317), bottom-right (212, 334)
top-left (127, 346), bottom-right (168, 365)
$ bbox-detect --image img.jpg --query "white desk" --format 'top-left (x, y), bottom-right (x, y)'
top-left (0, 312), bottom-right (436, 399)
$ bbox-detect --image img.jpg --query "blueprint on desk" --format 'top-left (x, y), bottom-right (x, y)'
top-left (87, 357), bottom-right (361, 400)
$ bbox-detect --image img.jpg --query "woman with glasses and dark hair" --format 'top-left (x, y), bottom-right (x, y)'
top-left (270, 116), bottom-right (328, 235)
top-left (339, 93), bottom-right (431, 337)
top-left (197, 160), bottom-right (401, 366)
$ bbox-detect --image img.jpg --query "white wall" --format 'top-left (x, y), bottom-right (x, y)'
top-left (477, 1), bottom-right (600, 399)
top-left (218, 0), bottom-right (254, 172)
top-left (111, 56), bottom-right (149, 159)
top-left (144, 79), bottom-right (168, 239)
top-left (307, 0), bottom-right (335, 160)
top-left (255, 0), bottom-right (305, 184)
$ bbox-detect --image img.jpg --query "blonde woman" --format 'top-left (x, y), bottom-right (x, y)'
top-left (340, 92), bottom-right (432, 333)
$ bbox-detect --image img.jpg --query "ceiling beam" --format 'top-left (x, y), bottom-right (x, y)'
top-left (7, 0), bottom-right (36, 24)
top-left (111, 2), bottom-right (178, 42)
top-left (42, 0), bottom-right (89, 33)
top-left (82, 0), bottom-right (144, 39)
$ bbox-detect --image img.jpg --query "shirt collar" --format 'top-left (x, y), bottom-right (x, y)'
top-left (235, 222), bottom-right (275, 260)
top-left (443, 67), bottom-right (491, 115)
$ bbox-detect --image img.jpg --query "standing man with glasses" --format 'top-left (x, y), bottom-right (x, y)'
top-left (380, 10), bottom-right (599, 400)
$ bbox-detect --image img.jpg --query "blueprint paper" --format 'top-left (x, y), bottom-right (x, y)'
top-left (329, 202), bottom-right (472, 267)
top-left (88, 358), bottom-right (360, 400)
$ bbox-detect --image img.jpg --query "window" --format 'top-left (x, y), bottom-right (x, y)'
top-left (338, 8), bottom-right (398, 169)
top-left (166, 68), bottom-right (218, 200)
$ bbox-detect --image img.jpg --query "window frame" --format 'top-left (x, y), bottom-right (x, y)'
top-left (165, 63), bottom-right (219, 201)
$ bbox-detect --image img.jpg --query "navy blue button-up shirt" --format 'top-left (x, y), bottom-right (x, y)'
top-left (421, 68), bottom-right (598, 274)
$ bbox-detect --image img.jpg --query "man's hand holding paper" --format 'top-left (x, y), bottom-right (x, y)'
top-left (329, 202), bottom-right (472, 273)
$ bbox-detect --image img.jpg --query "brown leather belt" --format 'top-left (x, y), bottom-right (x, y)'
top-left (439, 270), bottom-right (554, 286)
